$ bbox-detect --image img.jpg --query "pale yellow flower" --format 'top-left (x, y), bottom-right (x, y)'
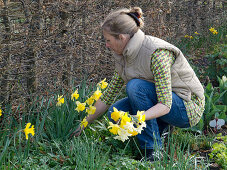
top-left (136, 111), bottom-right (146, 123)
top-left (24, 123), bottom-right (35, 140)
top-left (98, 78), bottom-right (108, 89)
top-left (136, 121), bottom-right (146, 134)
top-left (80, 117), bottom-right (88, 128)
top-left (56, 95), bottom-right (64, 106)
top-left (114, 128), bottom-right (131, 142)
top-left (123, 121), bottom-right (138, 136)
top-left (75, 101), bottom-right (86, 112)
top-left (86, 105), bottom-right (96, 115)
top-left (93, 88), bottom-right (102, 101)
top-left (71, 90), bottom-right (79, 101)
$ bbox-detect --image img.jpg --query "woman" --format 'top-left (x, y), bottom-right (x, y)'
top-left (72, 7), bottom-right (205, 161)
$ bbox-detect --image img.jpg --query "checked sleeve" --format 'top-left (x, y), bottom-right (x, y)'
top-left (100, 71), bottom-right (125, 106)
top-left (151, 49), bottom-right (175, 109)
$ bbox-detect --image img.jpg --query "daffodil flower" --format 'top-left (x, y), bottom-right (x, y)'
top-left (98, 78), bottom-right (108, 89)
top-left (24, 123), bottom-right (35, 140)
top-left (0, 107), bottom-right (2, 117)
top-left (75, 101), bottom-right (86, 112)
top-left (111, 107), bottom-right (123, 122)
top-left (71, 90), bottom-right (79, 101)
top-left (136, 111), bottom-right (145, 123)
top-left (80, 117), bottom-right (88, 128)
top-left (136, 121), bottom-right (146, 134)
top-left (120, 112), bottom-right (132, 128)
top-left (108, 122), bottom-right (120, 135)
top-left (114, 128), bottom-right (131, 142)
top-left (86, 96), bottom-right (95, 105)
top-left (86, 105), bottom-right (96, 115)
top-left (93, 88), bottom-right (102, 101)
top-left (56, 95), bottom-right (64, 106)
top-left (209, 27), bottom-right (218, 35)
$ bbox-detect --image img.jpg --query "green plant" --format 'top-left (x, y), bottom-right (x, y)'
top-left (218, 76), bottom-right (227, 105)
top-left (42, 80), bottom-right (97, 141)
top-left (200, 82), bottom-right (227, 131)
top-left (209, 134), bottom-right (227, 169)
top-left (205, 44), bottom-right (227, 84)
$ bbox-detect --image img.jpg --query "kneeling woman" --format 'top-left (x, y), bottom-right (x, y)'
top-left (73, 7), bottom-right (205, 161)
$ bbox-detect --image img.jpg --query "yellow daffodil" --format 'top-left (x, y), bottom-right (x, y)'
top-left (120, 112), bottom-right (131, 128)
top-left (93, 88), bottom-right (102, 101)
top-left (71, 90), bottom-right (79, 101)
top-left (98, 78), bottom-right (108, 89)
top-left (212, 30), bottom-right (218, 35)
top-left (136, 111), bottom-right (145, 123)
top-left (80, 117), bottom-right (88, 128)
top-left (209, 27), bottom-right (218, 35)
top-left (56, 95), bottom-right (64, 106)
top-left (86, 105), bottom-right (96, 115)
top-left (86, 96), bottom-right (94, 105)
top-left (0, 107), bottom-right (2, 116)
top-left (209, 27), bottom-right (214, 32)
top-left (111, 107), bottom-right (123, 122)
top-left (24, 123), bottom-right (35, 140)
top-left (75, 101), bottom-right (86, 112)
top-left (184, 35), bottom-right (193, 39)
top-left (108, 122), bottom-right (120, 135)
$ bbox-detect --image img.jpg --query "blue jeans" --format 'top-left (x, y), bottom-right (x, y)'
top-left (107, 79), bottom-right (190, 149)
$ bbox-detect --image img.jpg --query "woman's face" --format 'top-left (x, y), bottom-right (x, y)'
top-left (103, 30), bottom-right (129, 55)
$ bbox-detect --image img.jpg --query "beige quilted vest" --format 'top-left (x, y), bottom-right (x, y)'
top-left (114, 29), bottom-right (204, 102)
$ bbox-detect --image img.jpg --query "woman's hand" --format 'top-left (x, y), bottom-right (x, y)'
top-left (71, 126), bottom-right (83, 137)
top-left (70, 100), bottom-right (108, 138)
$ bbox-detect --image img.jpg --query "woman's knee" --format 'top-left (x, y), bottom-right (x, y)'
top-left (126, 79), bottom-right (156, 96)
top-left (126, 79), bottom-right (141, 95)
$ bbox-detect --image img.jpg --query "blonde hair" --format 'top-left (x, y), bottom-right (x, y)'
top-left (101, 7), bottom-right (144, 38)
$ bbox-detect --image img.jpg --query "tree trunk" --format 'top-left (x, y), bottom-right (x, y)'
top-left (21, 0), bottom-right (41, 104)
top-left (0, 0), bottom-right (11, 105)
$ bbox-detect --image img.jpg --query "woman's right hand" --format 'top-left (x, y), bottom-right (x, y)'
top-left (71, 126), bottom-right (83, 137)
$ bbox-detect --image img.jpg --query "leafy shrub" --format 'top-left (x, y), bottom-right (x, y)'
top-left (209, 134), bottom-right (227, 169)
top-left (192, 77), bottom-right (227, 132)
top-left (205, 44), bottom-right (227, 85)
